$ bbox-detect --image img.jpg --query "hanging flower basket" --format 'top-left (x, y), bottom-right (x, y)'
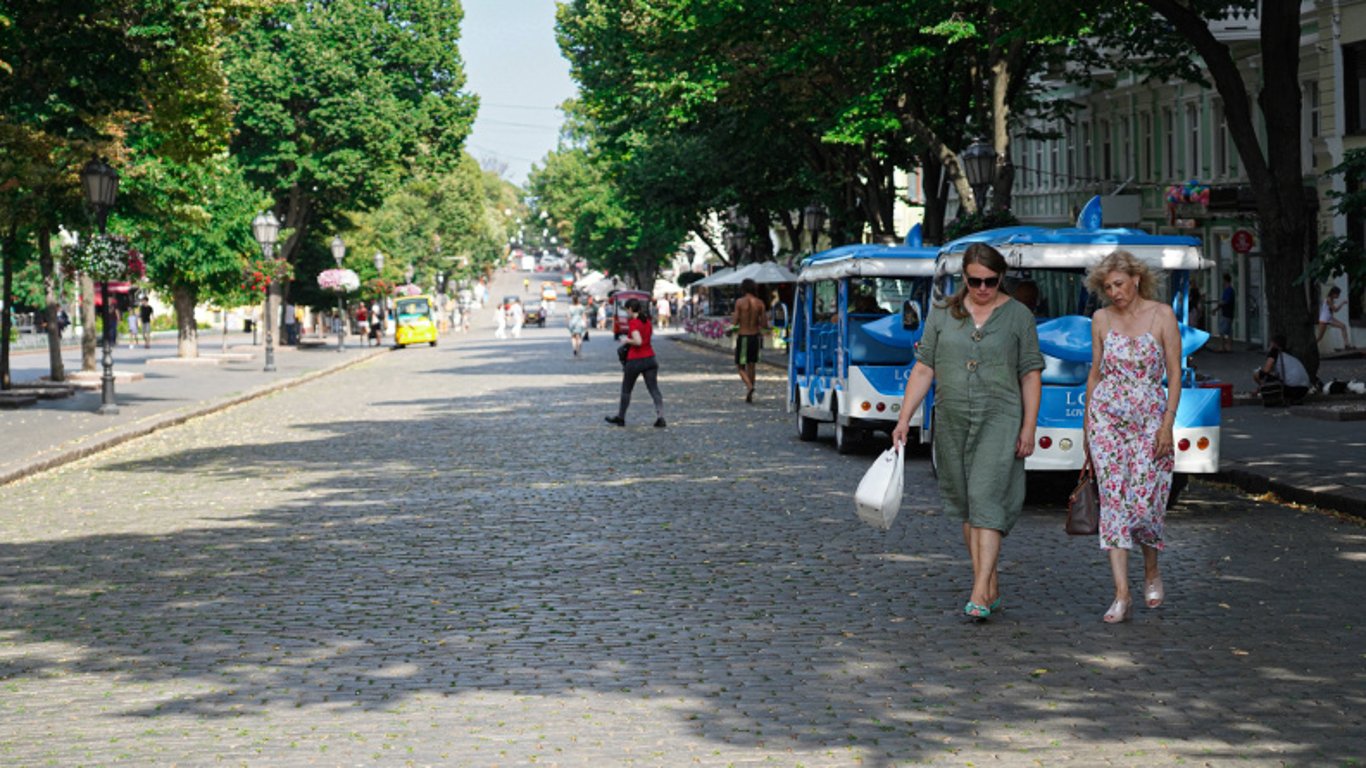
top-left (318, 268), bottom-right (360, 293)
top-left (241, 255), bottom-right (295, 295)
top-left (364, 277), bottom-right (395, 301)
top-left (62, 235), bottom-right (146, 282)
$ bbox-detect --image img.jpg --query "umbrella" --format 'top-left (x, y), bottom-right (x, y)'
top-left (690, 267), bottom-right (735, 288)
top-left (732, 261), bottom-right (798, 284)
top-left (652, 278), bottom-right (682, 297)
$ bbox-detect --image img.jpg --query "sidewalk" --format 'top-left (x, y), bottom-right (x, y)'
top-left (0, 331), bottom-right (387, 486)
top-left (679, 330), bottom-right (1366, 517)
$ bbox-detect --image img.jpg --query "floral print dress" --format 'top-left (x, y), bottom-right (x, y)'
top-left (1088, 331), bottom-right (1172, 550)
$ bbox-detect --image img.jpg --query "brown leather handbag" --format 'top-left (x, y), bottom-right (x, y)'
top-left (1066, 458), bottom-right (1100, 536)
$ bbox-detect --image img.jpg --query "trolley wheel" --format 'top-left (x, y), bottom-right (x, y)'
top-left (834, 420), bottom-right (861, 455)
top-left (796, 407), bottom-right (818, 442)
top-left (1167, 472), bottom-right (1189, 509)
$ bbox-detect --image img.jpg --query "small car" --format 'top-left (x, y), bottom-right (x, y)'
top-left (523, 299), bottom-right (547, 327)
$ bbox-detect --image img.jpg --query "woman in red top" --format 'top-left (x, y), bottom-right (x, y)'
top-left (606, 299), bottom-right (666, 428)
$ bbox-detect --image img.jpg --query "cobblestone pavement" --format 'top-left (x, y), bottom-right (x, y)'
top-left (1, 286), bottom-right (1363, 766)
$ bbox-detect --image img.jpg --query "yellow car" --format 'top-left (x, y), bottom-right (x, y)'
top-left (394, 295), bottom-right (439, 347)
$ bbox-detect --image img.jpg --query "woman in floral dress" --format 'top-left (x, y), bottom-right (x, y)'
top-left (1084, 251), bottom-right (1183, 623)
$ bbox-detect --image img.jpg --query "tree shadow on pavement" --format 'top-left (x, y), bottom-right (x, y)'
top-left (0, 336), bottom-right (1362, 765)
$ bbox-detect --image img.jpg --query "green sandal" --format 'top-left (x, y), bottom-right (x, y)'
top-left (989, 597), bottom-right (1003, 613)
top-left (964, 601), bottom-right (992, 620)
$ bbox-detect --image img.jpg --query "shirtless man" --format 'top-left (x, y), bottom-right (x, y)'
top-left (732, 277), bottom-right (770, 402)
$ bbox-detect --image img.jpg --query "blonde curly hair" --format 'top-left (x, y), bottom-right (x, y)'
top-left (1085, 250), bottom-right (1157, 303)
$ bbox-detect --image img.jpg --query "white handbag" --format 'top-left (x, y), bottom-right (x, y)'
top-left (854, 444), bottom-right (904, 530)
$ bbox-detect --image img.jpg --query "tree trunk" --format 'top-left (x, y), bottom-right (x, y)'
top-left (1143, 0), bottom-right (1318, 374)
top-left (174, 284), bottom-right (198, 358)
top-left (919, 151), bottom-right (950, 246)
top-left (37, 227), bottom-right (65, 382)
top-left (80, 274), bottom-right (97, 371)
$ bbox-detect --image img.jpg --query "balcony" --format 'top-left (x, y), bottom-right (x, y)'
top-left (1209, 5), bottom-right (1260, 42)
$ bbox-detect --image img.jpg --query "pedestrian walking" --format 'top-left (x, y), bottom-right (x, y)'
top-left (368, 301), bottom-right (383, 346)
top-left (509, 299), bottom-right (525, 338)
top-left (1315, 286), bottom-right (1355, 350)
top-left (494, 300), bottom-right (508, 339)
top-left (126, 299), bottom-right (140, 349)
top-left (1083, 250), bottom-right (1182, 623)
top-left (605, 298), bottom-right (666, 428)
top-left (566, 294), bottom-right (587, 357)
top-left (891, 243), bottom-right (1043, 622)
top-left (283, 302), bottom-right (299, 345)
top-left (656, 295), bottom-right (671, 328)
top-left (732, 278), bottom-right (771, 402)
top-left (138, 297), bottom-right (153, 348)
top-left (1217, 272), bottom-right (1236, 352)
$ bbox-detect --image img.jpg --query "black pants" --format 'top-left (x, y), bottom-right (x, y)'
top-left (618, 356), bottom-right (664, 420)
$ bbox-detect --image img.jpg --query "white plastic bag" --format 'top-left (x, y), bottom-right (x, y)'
top-left (854, 444), bottom-right (904, 530)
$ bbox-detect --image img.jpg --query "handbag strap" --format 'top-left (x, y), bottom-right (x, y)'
top-left (1077, 454), bottom-right (1093, 483)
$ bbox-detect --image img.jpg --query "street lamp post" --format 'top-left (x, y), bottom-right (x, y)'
top-left (802, 203), bottom-right (827, 254)
top-left (80, 157), bottom-right (120, 415)
top-left (331, 236), bottom-right (346, 352)
top-left (252, 211), bottom-right (281, 372)
top-left (961, 139), bottom-right (998, 214)
top-left (373, 251), bottom-right (386, 341)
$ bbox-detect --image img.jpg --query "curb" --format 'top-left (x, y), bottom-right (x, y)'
top-left (1213, 468), bottom-right (1366, 519)
top-left (0, 346), bottom-right (388, 488)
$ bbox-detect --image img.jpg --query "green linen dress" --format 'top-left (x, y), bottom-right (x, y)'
top-left (915, 298), bottom-right (1044, 534)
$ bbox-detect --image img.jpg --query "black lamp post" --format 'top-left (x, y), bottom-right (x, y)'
top-left (373, 251), bottom-right (386, 340)
top-left (961, 139), bottom-right (998, 214)
top-left (802, 203), bottom-right (827, 254)
top-left (252, 211), bottom-right (281, 372)
top-left (331, 236), bottom-right (346, 352)
top-left (80, 157), bottom-right (120, 415)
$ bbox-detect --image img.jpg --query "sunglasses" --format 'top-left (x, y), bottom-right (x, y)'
top-left (964, 274), bottom-right (1001, 289)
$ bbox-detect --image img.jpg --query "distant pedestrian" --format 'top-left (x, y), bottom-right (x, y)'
top-left (732, 278), bottom-right (770, 402)
top-left (1253, 334), bottom-right (1312, 405)
top-left (126, 300), bottom-right (140, 349)
top-left (368, 301), bottom-right (383, 346)
top-left (891, 243), bottom-right (1043, 621)
top-left (1315, 286), bottom-right (1355, 350)
top-left (138, 297), bottom-right (153, 348)
top-left (656, 296), bottom-right (671, 328)
top-left (605, 299), bottom-right (665, 428)
top-left (494, 300), bottom-right (508, 339)
top-left (1084, 250), bottom-right (1182, 624)
top-left (509, 299), bottom-right (524, 338)
top-left (1217, 272), bottom-right (1235, 352)
top-left (283, 302), bottom-right (299, 345)
top-left (567, 294), bottom-right (587, 357)
top-left (1188, 284), bottom-right (1205, 331)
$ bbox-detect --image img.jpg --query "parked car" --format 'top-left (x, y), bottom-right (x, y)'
top-left (523, 298), bottom-right (547, 327)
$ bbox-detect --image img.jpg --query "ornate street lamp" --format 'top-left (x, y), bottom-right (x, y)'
top-left (252, 210), bottom-right (281, 372)
top-left (330, 235), bottom-right (346, 352)
top-left (373, 251), bottom-right (386, 340)
top-left (961, 139), bottom-right (998, 213)
top-left (802, 203), bottom-right (827, 254)
top-left (80, 157), bottom-right (120, 415)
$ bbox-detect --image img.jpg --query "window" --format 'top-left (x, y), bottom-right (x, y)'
top-left (1140, 112), bottom-right (1153, 180)
top-left (1081, 120), bottom-right (1093, 180)
top-left (1120, 117), bottom-right (1132, 179)
top-left (1034, 137), bottom-right (1044, 189)
top-left (1213, 99), bottom-right (1228, 178)
top-left (1049, 132), bottom-right (1060, 189)
top-left (1163, 107), bottom-right (1175, 180)
top-left (1099, 119), bottom-right (1112, 180)
top-left (1306, 80), bottom-right (1321, 138)
top-left (1344, 42), bottom-right (1366, 134)
top-left (1186, 103), bottom-right (1201, 178)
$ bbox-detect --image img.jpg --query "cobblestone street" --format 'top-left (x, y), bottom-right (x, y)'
top-left (1, 311), bottom-right (1362, 766)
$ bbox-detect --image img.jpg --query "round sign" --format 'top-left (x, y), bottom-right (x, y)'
top-left (1231, 229), bottom-right (1255, 254)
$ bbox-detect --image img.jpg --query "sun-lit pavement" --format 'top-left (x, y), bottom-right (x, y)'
top-left (0, 274), bottom-right (1362, 766)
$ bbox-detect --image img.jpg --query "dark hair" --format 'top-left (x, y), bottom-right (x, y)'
top-left (625, 298), bottom-right (651, 322)
top-left (741, 278), bottom-right (757, 296)
top-left (1328, 286), bottom-right (1342, 297)
top-left (946, 243), bottom-right (1008, 320)
top-left (1271, 334), bottom-right (1288, 349)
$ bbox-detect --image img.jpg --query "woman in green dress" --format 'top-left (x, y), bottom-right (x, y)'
top-left (892, 243), bottom-right (1044, 621)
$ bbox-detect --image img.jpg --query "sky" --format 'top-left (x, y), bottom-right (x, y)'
top-left (461, 1), bottom-right (579, 187)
